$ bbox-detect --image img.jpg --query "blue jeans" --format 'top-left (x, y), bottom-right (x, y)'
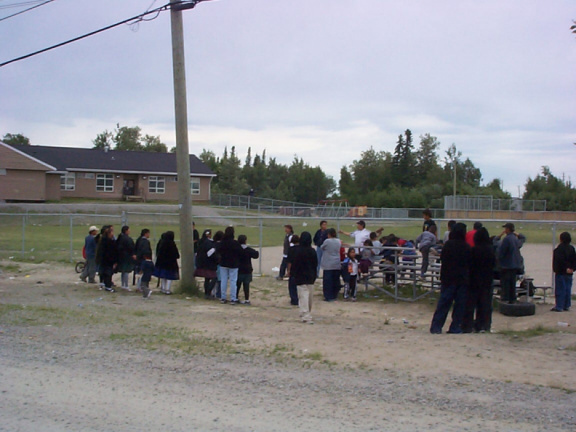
top-left (220, 267), bottom-right (239, 301)
top-left (555, 274), bottom-right (573, 310)
top-left (316, 247), bottom-right (323, 277)
top-left (430, 284), bottom-right (467, 334)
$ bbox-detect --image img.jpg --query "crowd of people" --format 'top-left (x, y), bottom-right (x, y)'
top-left (79, 213), bottom-right (574, 328)
top-left (80, 224), bottom-right (259, 304)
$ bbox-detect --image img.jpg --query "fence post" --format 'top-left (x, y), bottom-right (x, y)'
top-left (258, 217), bottom-right (263, 275)
top-left (70, 215), bottom-right (74, 262)
top-left (21, 214), bottom-right (26, 255)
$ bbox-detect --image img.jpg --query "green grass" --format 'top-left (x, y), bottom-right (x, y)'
top-left (0, 208), bottom-right (569, 264)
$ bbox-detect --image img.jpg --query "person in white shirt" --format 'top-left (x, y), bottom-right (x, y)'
top-left (339, 220), bottom-right (383, 252)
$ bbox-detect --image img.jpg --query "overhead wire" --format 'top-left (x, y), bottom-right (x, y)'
top-left (0, 0), bottom-right (53, 22)
top-left (0, 2), bottom-right (173, 68)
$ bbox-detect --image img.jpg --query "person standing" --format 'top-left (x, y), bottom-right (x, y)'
top-left (422, 208), bottom-right (436, 232)
top-left (192, 222), bottom-right (200, 255)
top-left (463, 227), bottom-right (496, 332)
top-left (465, 221), bottom-right (483, 247)
top-left (80, 225), bottom-right (98, 284)
top-left (154, 231), bottom-right (180, 295)
top-left (415, 224), bottom-right (438, 278)
top-left (313, 220), bottom-right (328, 277)
top-left (99, 225), bottom-right (118, 293)
top-left (496, 223), bottom-right (524, 304)
top-left (195, 229), bottom-right (219, 299)
top-left (551, 232), bottom-right (576, 312)
top-left (139, 254), bottom-right (155, 299)
top-left (116, 225), bottom-right (135, 291)
top-left (216, 226), bottom-right (243, 304)
top-left (236, 234), bottom-right (259, 305)
top-left (277, 225), bottom-right (294, 280)
top-left (430, 223), bottom-right (471, 334)
top-left (339, 220), bottom-right (382, 253)
top-left (134, 229), bottom-right (152, 291)
top-left (286, 231), bottom-right (318, 324)
top-left (320, 228), bottom-right (342, 301)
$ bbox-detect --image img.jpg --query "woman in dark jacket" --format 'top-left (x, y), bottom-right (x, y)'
top-left (215, 226), bottom-right (243, 304)
top-left (430, 223), bottom-right (471, 334)
top-left (236, 234), bottom-right (259, 304)
top-left (551, 232), bottom-right (576, 312)
top-left (99, 225), bottom-right (118, 293)
top-left (195, 229), bottom-right (219, 299)
top-left (116, 225), bottom-right (135, 291)
top-left (463, 227), bottom-right (496, 332)
top-left (154, 231), bottom-right (180, 295)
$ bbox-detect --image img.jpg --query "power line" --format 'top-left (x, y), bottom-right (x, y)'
top-left (0, 0), bottom-right (53, 22)
top-left (0, 2), bottom-right (173, 68)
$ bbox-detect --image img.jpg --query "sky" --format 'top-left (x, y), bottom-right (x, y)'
top-left (1, 0), bottom-right (575, 197)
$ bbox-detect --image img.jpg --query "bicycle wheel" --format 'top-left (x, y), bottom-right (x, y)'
top-left (75, 261), bottom-right (86, 274)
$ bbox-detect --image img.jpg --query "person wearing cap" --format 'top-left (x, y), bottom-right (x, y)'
top-left (339, 220), bottom-right (383, 253)
top-left (278, 224), bottom-right (294, 281)
top-left (496, 222), bottom-right (525, 304)
top-left (80, 225), bottom-right (99, 283)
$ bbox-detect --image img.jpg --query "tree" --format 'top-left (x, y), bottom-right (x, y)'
top-left (2, 133), bottom-right (31, 146)
top-left (92, 124), bottom-right (168, 152)
top-left (142, 135), bottom-right (168, 152)
top-left (392, 129), bottom-right (416, 187)
top-left (415, 134), bottom-right (441, 180)
top-left (524, 166), bottom-right (576, 211)
top-left (114, 125), bottom-right (142, 151)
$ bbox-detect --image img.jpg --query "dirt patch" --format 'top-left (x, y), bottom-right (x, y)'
top-left (1, 257), bottom-right (575, 431)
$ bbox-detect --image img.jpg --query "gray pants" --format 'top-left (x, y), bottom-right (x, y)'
top-left (80, 257), bottom-right (97, 283)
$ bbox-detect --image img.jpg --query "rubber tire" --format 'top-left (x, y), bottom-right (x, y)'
top-left (499, 300), bottom-right (536, 317)
top-left (75, 261), bottom-right (85, 274)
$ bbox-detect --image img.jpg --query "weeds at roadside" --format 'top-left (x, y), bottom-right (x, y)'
top-left (497, 324), bottom-right (558, 339)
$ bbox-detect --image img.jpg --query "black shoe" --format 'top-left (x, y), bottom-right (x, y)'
top-left (550, 307), bottom-right (563, 312)
top-left (105, 287), bottom-right (115, 293)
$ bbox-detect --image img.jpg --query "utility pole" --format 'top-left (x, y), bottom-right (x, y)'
top-left (170, 0), bottom-right (196, 294)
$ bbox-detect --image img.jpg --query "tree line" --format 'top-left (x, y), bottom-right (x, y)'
top-left (3, 129), bottom-right (575, 210)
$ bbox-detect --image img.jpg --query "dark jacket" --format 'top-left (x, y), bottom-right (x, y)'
top-left (238, 246), bottom-right (259, 274)
top-left (553, 242), bottom-right (576, 275)
top-left (84, 235), bottom-right (97, 259)
top-left (498, 233), bottom-right (524, 270)
top-left (116, 233), bottom-right (135, 271)
top-left (196, 238), bottom-right (219, 272)
top-left (313, 229), bottom-right (328, 248)
top-left (440, 225), bottom-right (471, 286)
top-left (135, 236), bottom-right (152, 264)
top-left (470, 244), bottom-right (495, 291)
top-left (216, 237), bottom-right (243, 268)
top-left (155, 233), bottom-right (180, 272)
top-left (99, 236), bottom-right (118, 268)
top-left (287, 232), bottom-right (318, 286)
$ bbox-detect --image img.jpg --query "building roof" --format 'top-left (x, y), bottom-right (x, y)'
top-left (8, 144), bottom-right (216, 177)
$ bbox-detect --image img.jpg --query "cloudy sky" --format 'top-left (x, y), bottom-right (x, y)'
top-left (1, 0), bottom-right (575, 196)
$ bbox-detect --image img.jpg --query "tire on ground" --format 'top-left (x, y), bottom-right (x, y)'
top-left (498, 301), bottom-right (536, 317)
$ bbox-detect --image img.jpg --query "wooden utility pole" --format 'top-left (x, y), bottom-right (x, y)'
top-left (170, 0), bottom-right (196, 294)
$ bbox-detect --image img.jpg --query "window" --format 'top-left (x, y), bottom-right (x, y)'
top-left (148, 176), bottom-right (165, 194)
top-left (0, 168), bottom-right (6, 175)
top-left (60, 172), bottom-right (75, 191)
top-left (96, 174), bottom-right (114, 192)
top-left (190, 177), bottom-right (200, 195)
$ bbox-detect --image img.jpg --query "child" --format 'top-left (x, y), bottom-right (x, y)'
top-left (236, 234), bottom-right (259, 305)
top-left (342, 248), bottom-right (359, 301)
top-left (358, 239), bottom-right (373, 277)
top-left (140, 254), bottom-right (155, 299)
top-left (416, 225), bottom-right (438, 278)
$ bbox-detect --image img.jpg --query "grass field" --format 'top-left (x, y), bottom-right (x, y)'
top-left (0, 207), bottom-right (573, 263)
